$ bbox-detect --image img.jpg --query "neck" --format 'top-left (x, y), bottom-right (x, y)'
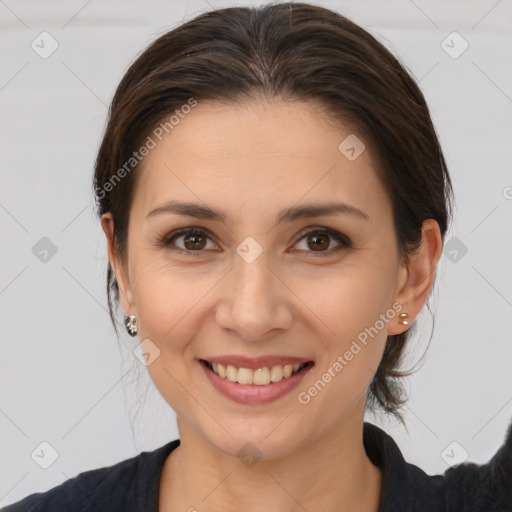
top-left (159, 405), bottom-right (382, 512)
top-left (159, 404), bottom-right (382, 512)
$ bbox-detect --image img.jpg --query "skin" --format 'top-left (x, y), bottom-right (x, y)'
top-left (101, 98), bottom-right (442, 512)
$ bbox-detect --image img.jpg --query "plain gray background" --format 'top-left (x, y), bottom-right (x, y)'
top-left (1, 0), bottom-right (511, 505)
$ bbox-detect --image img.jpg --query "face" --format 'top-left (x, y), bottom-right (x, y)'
top-left (103, 99), bottom-right (423, 460)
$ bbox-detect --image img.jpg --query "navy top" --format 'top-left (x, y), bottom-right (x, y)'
top-left (2, 420), bottom-right (511, 511)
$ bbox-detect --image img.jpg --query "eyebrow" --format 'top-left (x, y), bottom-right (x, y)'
top-left (146, 200), bottom-right (369, 223)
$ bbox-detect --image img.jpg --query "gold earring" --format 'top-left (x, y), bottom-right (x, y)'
top-left (398, 313), bottom-right (409, 326)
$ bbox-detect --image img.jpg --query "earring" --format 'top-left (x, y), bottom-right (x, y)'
top-left (124, 314), bottom-right (138, 336)
top-left (398, 313), bottom-right (409, 326)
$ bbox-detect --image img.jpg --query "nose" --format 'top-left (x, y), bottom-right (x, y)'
top-left (214, 248), bottom-right (293, 342)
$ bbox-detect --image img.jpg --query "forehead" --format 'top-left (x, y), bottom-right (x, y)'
top-left (131, 99), bottom-right (388, 223)
top-left (144, 98), bottom-right (366, 160)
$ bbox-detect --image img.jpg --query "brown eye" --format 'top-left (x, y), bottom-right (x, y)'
top-left (183, 232), bottom-right (207, 250)
top-left (294, 228), bottom-right (351, 254)
top-left (307, 233), bottom-right (330, 251)
top-left (162, 228), bottom-right (215, 252)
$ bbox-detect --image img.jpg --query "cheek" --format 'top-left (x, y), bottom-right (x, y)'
top-left (299, 261), bottom-right (395, 391)
top-left (130, 255), bottom-right (222, 340)
top-left (296, 255), bottom-right (397, 335)
top-left (300, 297), bottom-right (391, 419)
top-left (129, 261), bottom-right (220, 411)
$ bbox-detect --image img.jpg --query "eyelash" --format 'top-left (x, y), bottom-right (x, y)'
top-left (158, 226), bottom-right (352, 256)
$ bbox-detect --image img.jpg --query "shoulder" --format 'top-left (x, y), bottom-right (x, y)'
top-left (442, 419), bottom-right (512, 511)
top-left (364, 418), bottom-right (512, 512)
top-left (1, 439), bottom-right (180, 512)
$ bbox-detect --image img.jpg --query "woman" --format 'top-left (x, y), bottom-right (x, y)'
top-left (3, 3), bottom-right (511, 511)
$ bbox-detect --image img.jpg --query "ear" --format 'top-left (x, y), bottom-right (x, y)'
top-left (100, 212), bottom-right (134, 314)
top-left (387, 219), bottom-right (443, 336)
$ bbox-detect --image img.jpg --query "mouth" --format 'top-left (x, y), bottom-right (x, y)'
top-left (199, 358), bottom-right (315, 386)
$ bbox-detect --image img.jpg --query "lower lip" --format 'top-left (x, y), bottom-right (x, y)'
top-left (200, 360), bottom-right (314, 405)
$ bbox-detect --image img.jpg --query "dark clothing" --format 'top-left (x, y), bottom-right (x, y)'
top-left (3, 420), bottom-right (511, 511)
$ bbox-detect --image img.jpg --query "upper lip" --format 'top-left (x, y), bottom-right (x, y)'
top-left (200, 356), bottom-right (313, 370)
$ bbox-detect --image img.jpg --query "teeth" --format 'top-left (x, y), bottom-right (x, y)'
top-left (253, 367), bottom-right (270, 385)
top-left (270, 365), bottom-right (283, 382)
top-left (226, 365), bottom-right (238, 383)
top-left (237, 368), bottom-right (253, 385)
top-left (209, 361), bottom-right (307, 385)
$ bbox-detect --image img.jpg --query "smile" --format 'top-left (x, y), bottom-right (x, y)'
top-left (201, 359), bottom-right (313, 386)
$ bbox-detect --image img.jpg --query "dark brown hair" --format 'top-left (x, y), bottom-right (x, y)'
top-left (93, 2), bottom-right (453, 423)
